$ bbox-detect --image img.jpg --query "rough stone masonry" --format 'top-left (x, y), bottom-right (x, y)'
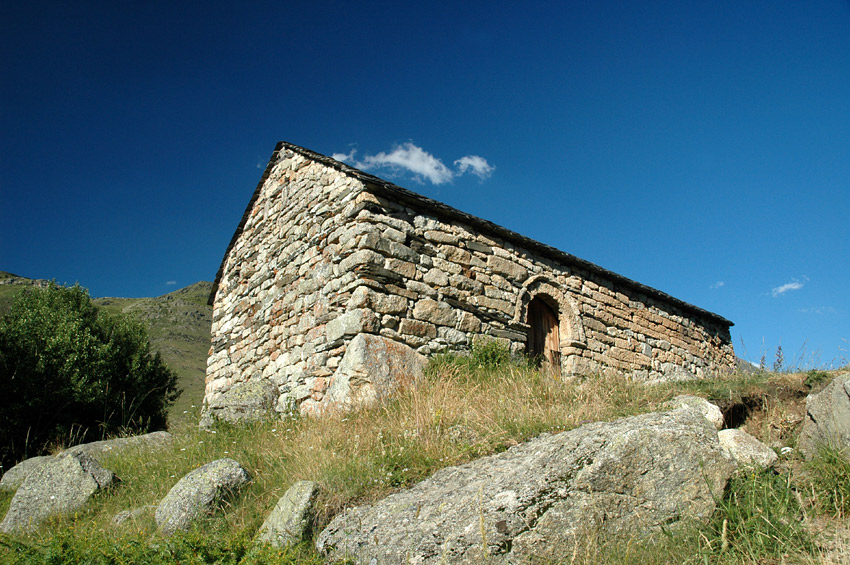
top-left (203, 141), bottom-right (734, 421)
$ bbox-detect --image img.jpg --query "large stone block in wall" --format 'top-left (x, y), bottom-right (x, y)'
top-left (413, 298), bottom-right (455, 326)
top-left (201, 380), bottom-right (278, 427)
top-left (321, 333), bottom-right (427, 413)
top-left (326, 309), bottom-right (379, 343)
top-left (487, 255), bottom-right (528, 281)
top-left (348, 287), bottom-right (407, 315)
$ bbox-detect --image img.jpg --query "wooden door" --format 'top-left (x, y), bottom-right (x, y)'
top-left (527, 297), bottom-right (561, 372)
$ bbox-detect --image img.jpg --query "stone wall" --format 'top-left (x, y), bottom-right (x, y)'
top-left (205, 142), bottom-right (734, 420)
top-left (343, 190), bottom-right (734, 381)
top-left (206, 146), bottom-right (370, 416)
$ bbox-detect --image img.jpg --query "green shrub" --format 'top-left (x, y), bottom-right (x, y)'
top-left (804, 369), bottom-right (831, 389)
top-left (0, 283), bottom-right (179, 470)
top-left (468, 338), bottom-right (513, 368)
top-left (426, 339), bottom-right (526, 378)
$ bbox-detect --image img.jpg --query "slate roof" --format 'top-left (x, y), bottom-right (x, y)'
top-left (209, 141), bottom-right (732, 327)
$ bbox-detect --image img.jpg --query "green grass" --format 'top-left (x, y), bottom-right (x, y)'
top-left (0, 355), bottom-right (664, 562)
top-left (701, 468), bottom-right (813, 562)
top-left (0, 527), bottom-right (323, 564)
top-left (804, 369), bottom-right (834, 389)
top-left (806, 444), bottom-right (850, 518)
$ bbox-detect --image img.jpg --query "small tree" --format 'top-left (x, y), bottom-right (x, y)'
top-left (0, 283), bottom-right (179, 469)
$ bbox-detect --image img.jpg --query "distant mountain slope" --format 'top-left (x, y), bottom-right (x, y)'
top-left (0, 272), bottom-right (51, 317)
top-left (0, 273), bottom-right (212, 418)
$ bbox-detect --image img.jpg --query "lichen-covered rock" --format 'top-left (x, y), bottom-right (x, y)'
top-left (799, 372), bottom-right (850, 458)
top-left (318, 333), bottom-right (426, 413)
top-left (257, 480), bottom-right (319, 548)
top-left (201, 380), bottom-right (277, 427)
top-left (316, 406), bottom-right (736, 564)
top-left (665, 394), bottom-right (724, 430)
top-left (64, 430), bottom-right (173, 459)
top-left (0, 456), bottom-right (54, 493)
top-left (1, 432), bottom-right (172, 493)
top-left (0, 451), bottom-right (116, 533)
top-left (155, 458), bottom-right (250, 535)
top-left (718, 428), bottom-right (778, 468)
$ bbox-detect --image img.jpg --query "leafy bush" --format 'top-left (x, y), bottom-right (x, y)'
top-left (0, 283), bottom-right (179, 470)
top-left (426, 339), bottom-right (527, 378)
top-left (468, 338), bottom-right (514, 368)
top-left (804, 369), bottom-right (831, 389)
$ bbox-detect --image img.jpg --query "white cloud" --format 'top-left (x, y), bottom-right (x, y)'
top-left (359, 142), bottom-right (454, 184)
top-left (799, 306), bottom-right (836, 315)
top-left (331, 149), bottom-right (357, 162)
top-left (710, 281), bottom-right (725, 289)
top-left (771, 277), bottom-right (807, 297)
top-left (334, 142), bottom-right (494, 185)
top-left (454, 155), bottom-right (495, 180)
top-left (165, 280), bottom-right (177, 286)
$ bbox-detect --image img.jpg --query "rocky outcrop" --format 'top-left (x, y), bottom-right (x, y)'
top-left (257, 480), bottom-right (319, 548)
top-left (310, 333), bottom-right (426, 414)
top-left (317, 404), bottom-right (736, 564)
top-left (0, 451), bottom-right (116, 533)
top-left (64, 430), bottom-right (173, 458)
top-left (155, 458), bottom-right (251, 535)
top-left (665, 394), bottom-right (724, 429)
top-left (799, 372), bottom-right (850, 458)
top-left (718, 428), bottom-right (778, 468)
top-left (0, 431), bottom-right (172, 493)
top-left (0, 456), bottom-right (53, 493)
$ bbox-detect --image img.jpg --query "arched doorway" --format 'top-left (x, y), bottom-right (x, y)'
top-left (527, 296), bottom-right (560, 372)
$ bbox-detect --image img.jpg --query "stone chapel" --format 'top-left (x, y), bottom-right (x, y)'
top-left (202, 141), bottom-right (735, 422)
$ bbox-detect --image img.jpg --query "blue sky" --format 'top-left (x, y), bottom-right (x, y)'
top-left (1, 1), bottom-right (848, 368)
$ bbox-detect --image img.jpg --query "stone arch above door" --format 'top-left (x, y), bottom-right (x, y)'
top-left (514, 275), bottom-right (587, 350)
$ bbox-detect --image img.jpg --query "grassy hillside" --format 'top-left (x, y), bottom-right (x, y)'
top-left (94, 282), bottom-right (213, 417)
top-left (0, 272), bottom-right (51, 318)
top-left (0, 355), bottom-right (847, 563)
top-left (0, 272), bottom-right (212, 418)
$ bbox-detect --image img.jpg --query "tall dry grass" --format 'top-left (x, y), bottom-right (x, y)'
top-left (256, 357), bottom-right (672, 522)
